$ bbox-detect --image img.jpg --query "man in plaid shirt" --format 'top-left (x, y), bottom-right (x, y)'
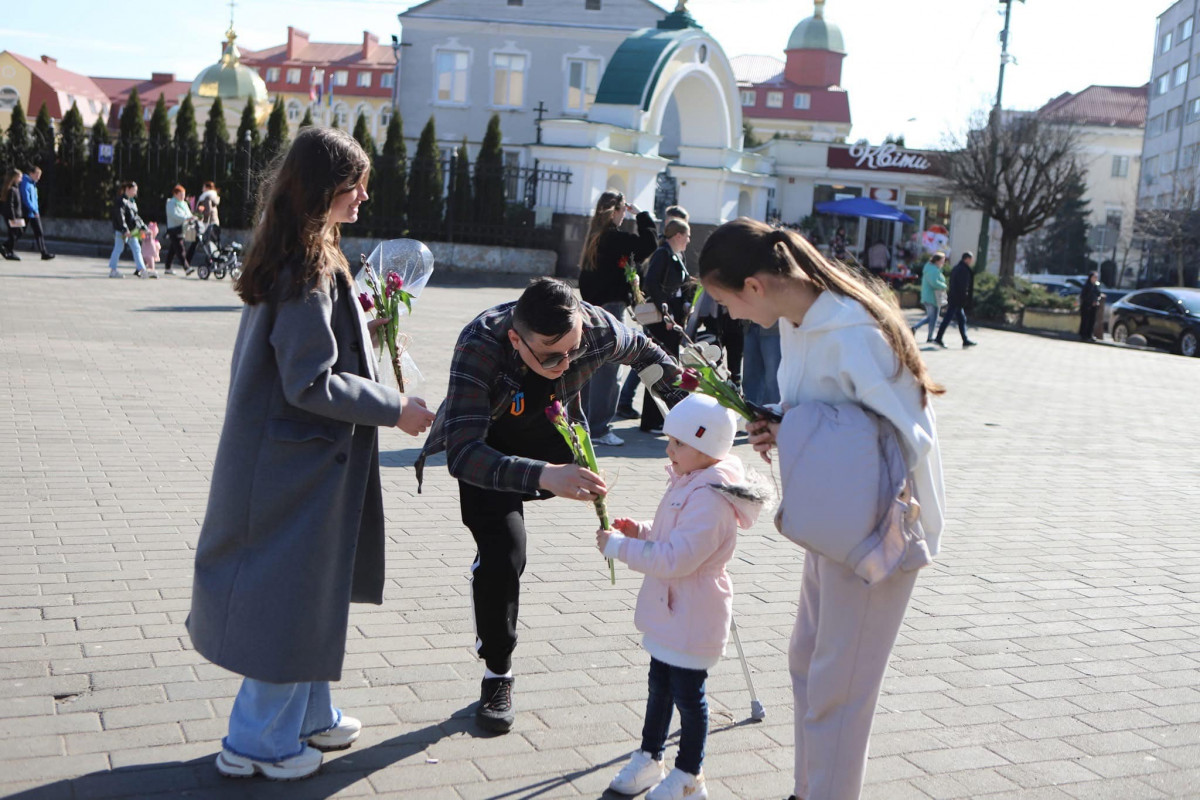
top-left (416, 278), bottom-right (683, 733)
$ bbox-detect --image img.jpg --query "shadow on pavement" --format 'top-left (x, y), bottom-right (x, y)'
top-left (5, 716), bottom-right (463, 800)
top-left (134, 305), bottom-right (244, 313)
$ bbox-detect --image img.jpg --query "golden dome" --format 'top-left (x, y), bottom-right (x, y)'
top-left (191, 28), bottom-right (269, 108)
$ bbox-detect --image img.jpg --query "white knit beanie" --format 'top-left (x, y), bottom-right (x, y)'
top-left (663, 394), bottom-right (737, 460)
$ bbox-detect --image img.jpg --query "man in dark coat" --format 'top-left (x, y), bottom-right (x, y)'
top-left (1078, 271), bottom-right (1102, 342)
top-left (934, 252), bottom-right (977, 348)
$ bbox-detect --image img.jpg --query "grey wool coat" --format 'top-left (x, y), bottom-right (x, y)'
top-left (187, 266), bottom-right (402, 684)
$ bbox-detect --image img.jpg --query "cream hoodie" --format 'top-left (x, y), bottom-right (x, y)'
top-left (777, 291), bottom-right (946, 555)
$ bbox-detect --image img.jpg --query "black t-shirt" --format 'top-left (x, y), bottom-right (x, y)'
top-left (486, 368), bottom-right (575, 464)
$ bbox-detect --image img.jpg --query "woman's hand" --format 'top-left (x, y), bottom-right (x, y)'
top-left (367, 316), bottom-right (390, 344)
top-left (539, 464), bottom-right (607, 500)
top-left (612, 517), bottom-right (640, 538)
top-left (747, 418), bottom-right (780, 464)
top-left (396, 396), bottom-right (435, 435)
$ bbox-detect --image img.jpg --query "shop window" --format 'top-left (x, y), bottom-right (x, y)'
top-left (904, 192), bottom-right (952, 231)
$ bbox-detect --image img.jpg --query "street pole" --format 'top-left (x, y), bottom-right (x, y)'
top-left (976, 0), bottom-right (1015, 275)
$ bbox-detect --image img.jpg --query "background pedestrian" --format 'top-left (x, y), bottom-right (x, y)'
top-left (934, 252), bottom-right (976, 348)
top-left (1, 168), bottom-right (23, 261)
top-left (19, 166), bottom-right (54, 260)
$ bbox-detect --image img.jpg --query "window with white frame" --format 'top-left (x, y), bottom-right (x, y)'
top-left (333, 70), bottom-right (349, 86)
top-left (381, 72), bottom-right (394, 89)
top-left (380, 105), bottom-right (392, 129)
top-left (266, 67), bottom-right (280, 82)
top-left (357, 72), bottom-right (372, 88)
top-left (1111, 155), bottom-right (1130, 177)
top-left (740, 90), bottom-right (756, 106)
top-left (286, 101), bottom-right (302, 122)
top-left (565, 58), bottom-right (599, 112)
top-left (1148, 114), bottom-right (1164, 137)
top-left (492, 52), bottom-right (526, 107)
top-left (1189, 97), bottom-right (1200, 123)
top-left (1174, 61), bottom-right (1189, 87)
top-left (286, 68), bottom-right (300, 84)
top-left (793, 92), bottom-right (811, 109)
top-left (435, 50), bottom-right (469, 104)
top-left (1157, 73), bottom-right (1170, 95)
top-left (1182, 17), bottom-right (1194, 41)
top-left (1162, 31), bottom-right (1174, 53)
top-left (766, 91), bottom-right (783, 108)
top-left (1167, 105), bottom-right (1183, 130)
top-left (312, 68), bottom-right (325, 86)
top-left (333, 103), bottom-right (348, 127)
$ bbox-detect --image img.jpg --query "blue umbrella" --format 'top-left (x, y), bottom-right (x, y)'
top-left (815, 197), bottom-right (914, 223)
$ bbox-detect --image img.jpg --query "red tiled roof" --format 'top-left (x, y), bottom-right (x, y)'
top-left (91, 76), bottom-right (192, 106)
top-left (6, 51), bottom-right (108, 104)
top-left (242, 40), bottom-right (395, 67)
top-left (1037, 84), bottom-right (1148, 128)
top-left (731, 54), bottom-right (785, 86)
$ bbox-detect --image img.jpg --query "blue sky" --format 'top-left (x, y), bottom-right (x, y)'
top-left (5, 0), bottom-right (1157, 148)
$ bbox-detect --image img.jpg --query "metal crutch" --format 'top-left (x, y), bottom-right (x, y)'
top-left (730, 618), bottom-right (766, 720)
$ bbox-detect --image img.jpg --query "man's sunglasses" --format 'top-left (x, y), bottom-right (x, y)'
top-left (514, 328), bottom-right (586, 370)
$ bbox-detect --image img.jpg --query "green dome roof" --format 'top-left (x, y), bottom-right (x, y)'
top-left (191, 29), bottom-right (268, 105)
top-left (787, 1), bottom-right (845, 54)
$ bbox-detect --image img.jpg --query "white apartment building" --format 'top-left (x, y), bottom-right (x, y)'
top-left (1139, 0), bottom-right (1200, 209)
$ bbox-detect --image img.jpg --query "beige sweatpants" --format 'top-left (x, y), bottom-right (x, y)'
top-left (789, 551), bottom-right (919, 800)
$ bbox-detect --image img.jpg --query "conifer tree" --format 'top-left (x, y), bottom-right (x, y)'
top-left (85, 118), bottom-right (114, 220)
top-left (299, 108), bottom-right (313, 129)
top-left (262, 97), bottom-right (288, 164)
top-left (142, 95), bottom-right (173, 217)
top-left (118, 87), bottom-right (146, 186)
top-left (6, 100), bottom-right (29, 174)
top-left (56, 102), bottom-right (87, 216)
top-left (148, 95), bottom-right (171, 149)
top-left (351, 111), bottom-right (377, 156)
top-left (448, 138), bottom-right (472, 226)
top-left (231, 99), bottom-right (262, 227)
top-left (1025, 170), bottom-right (1092, 276)
top-left (408, 116), bottom-right (443, 227)
top-left (374, 112), bottom-right (407, 231)
top-left (200, 96), bottom-right (229, 184)
top-left (473, 114), bottom-right (505, 226)
top-left (349, 111), bottom-right (377, 228)
top-left (33, 103), bottom-right (54, 160)
top-left (173, 92), bottom-right (200, 189)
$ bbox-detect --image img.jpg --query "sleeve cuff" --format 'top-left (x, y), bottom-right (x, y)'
top-left (603, 533), bottom-right (627, 560)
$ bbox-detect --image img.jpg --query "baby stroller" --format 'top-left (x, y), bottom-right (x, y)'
top-left (195, 240), bottom-right (243, 281)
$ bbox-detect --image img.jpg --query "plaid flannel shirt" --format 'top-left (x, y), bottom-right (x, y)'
top-left (416, 300), bottom-right (684, 495)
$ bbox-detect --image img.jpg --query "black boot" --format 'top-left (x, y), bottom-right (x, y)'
top-left (476, 676), bottom-right (515, 733)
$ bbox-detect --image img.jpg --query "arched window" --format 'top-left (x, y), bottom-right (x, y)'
top-left (0, 86), bottom-right (18, 111)
top-left (333, 103), bottom-right (349, 128)
top-left (379, 105), bottom-right (393, 130)
top-left (286, 101), bottom-right (302, 122)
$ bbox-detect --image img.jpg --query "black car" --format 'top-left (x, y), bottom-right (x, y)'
top-left (1109, 287), bottom-right (1200, 357)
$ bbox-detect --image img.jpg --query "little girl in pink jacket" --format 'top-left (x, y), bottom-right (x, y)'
top-left (597, 394), bottom-right (768, 800)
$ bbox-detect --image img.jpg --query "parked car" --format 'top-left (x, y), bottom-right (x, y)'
top-left (1108, 287), bottom-right (1200, 356)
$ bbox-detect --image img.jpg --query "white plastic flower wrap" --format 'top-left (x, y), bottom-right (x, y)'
top-left (355, 239), bottom-right (435, 393)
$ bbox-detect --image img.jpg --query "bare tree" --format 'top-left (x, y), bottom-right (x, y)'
top-left (1133, 154), bottom-right (1200, 288)
top-left (941, 114), bottom-right (1085, 284)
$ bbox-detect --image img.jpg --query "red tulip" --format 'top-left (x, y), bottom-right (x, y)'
top-left (358, 292), bottom-right (374, 313)
top-left (385, 272), bottom-right (404, 297)
top-left (679, 368), bottom-right (701, 392)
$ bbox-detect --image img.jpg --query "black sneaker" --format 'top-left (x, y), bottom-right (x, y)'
top-left (476, 677), bottom-right (515, 733)
top-left (41, 253), bottom-right (55, 260)
top-left (962, 340), bottom-right (978, 348)
top-left (615, 405), bottom-right (639, 420)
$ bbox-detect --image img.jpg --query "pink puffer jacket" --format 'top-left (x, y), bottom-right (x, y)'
top-left (613, 457), bottom-right (765, 670)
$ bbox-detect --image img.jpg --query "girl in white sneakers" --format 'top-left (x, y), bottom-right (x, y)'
top-left (698, 218), bottom-right (945, 800)
top-left (597, 394), bottom-right (768, 799)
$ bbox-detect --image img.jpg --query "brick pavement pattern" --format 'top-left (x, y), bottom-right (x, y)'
top-left (1, 255), bottom-right (1199, 799)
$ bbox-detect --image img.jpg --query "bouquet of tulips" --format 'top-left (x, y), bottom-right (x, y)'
top-left (621, 255), bottom-right (645, 306)
top-left (355, 239), bottom-right (435, 394)
top-left (676, 331), bottom-right (782, 423)
top-left (545, 400), bottom-right (615, 584)
top-left (360, 260), bottom-right (413, 392)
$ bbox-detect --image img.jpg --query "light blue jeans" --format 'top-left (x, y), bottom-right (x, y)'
top-left (618, 369), bottom-right (639, 410)
top-left (742, 323), bottom-right (781, 407)
top-left (582, 301), bottom-right (629, 436)
top-left (911, 302), bottom-right (939, 342)
top-left (223, 678), bottom-right (340, 762)
top-left (107, 231), bottom-right (146, 273)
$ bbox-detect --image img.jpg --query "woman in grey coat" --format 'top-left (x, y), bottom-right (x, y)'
top-left (187, 127), bottom-right (435, 781)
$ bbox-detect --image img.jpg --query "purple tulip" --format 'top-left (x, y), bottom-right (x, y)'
top-left (385, 271), bottom-right (403, 298)
top-left (678, 368), bottom-right (701, 392)
top-left (545, 400), bottom-right (566, 425)
top-left (358, 292), bottom-right (374, 313)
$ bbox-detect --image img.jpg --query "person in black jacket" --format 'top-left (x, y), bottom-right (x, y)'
top-left (934, 252), bottom-right (976, 348)
top-left (1, 168), bottom-right (23, 260)
top-left (577, 190), bottom-right (658, 445)
top-left (107, 181), bottom-right (151, 279)
top-left (1078, 271), bottom-right (1102, 342)
top-left (639, 217), bottom-right (693, 433)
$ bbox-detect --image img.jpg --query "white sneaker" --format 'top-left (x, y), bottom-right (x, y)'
top-left (306, 714), bottom-right (361, 751)
top-left (610, 750), bottom-right (665, 795)
top-left (646, 767), bottom-right (707, 800)
top-left (108, 270), bottom-right (123, 279)
top-left (215, 744), bottom-right (322, 780)
top-left (594, 432), bottom-right (625, 446)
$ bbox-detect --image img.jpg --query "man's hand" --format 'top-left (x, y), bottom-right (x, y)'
top-left (396, 396), bottom-right (435, 435)
top-left (539, 464), bottom-right (607, 500)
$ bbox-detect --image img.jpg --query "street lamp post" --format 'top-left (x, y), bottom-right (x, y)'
top-left (977, 0), bottom-right (1017, 275)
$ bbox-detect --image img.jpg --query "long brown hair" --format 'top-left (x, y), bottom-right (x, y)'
top-left (1, 168), bottom-right (22, 202)
top-left (236, 127), bottom-right (370, 305)
top-left (578, 190), bottom-right (624, 272)
top-left (699, 218), bottom-right (944, 404)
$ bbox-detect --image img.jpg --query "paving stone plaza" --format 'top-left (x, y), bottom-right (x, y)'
top-left (1, 255), bottom-right (1199, 799)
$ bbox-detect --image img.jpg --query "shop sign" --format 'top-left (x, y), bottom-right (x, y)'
top-left (869, 187), bottom-right (899, 202)
top-left (828, 143), bottom-right (934, 174)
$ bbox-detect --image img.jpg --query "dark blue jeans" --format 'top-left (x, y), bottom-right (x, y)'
top-left (935, 304), bottom-right (969, 343)
top-left (641, 657), bottom-right (708, 776)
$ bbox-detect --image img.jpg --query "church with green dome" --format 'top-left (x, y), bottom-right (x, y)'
top-left (188, 25), bottom-right (271, 128)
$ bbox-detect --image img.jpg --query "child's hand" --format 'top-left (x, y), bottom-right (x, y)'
top-left (612, 518), bottom-right (640, 538)
top-left (596, 528), bottom-right (612, 553)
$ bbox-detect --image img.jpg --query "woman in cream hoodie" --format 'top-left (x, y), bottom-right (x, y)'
top-left (698, 218), bottom-right (946, 800)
